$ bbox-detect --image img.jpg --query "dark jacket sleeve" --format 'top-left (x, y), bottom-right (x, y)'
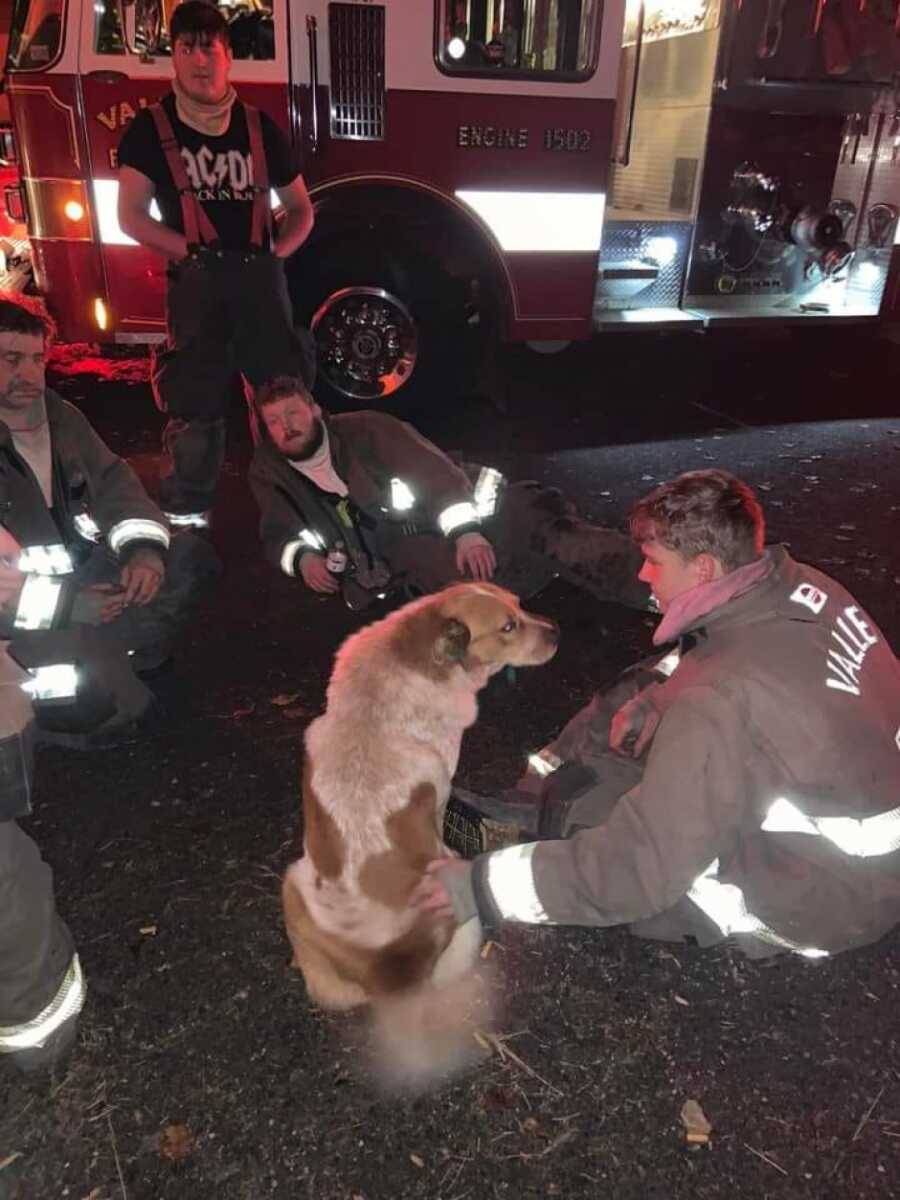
top-left (363, 413), bottom-right (481, 538)
top-left (249, 449), bottom-right (311, 575)
top-left (485, 688), bottom-right (749, 927)
top-left (62, 401), bottom-right (169, 561)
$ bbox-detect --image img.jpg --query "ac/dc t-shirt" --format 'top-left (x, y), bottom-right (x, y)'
top-left (117, 93), bottom-right (300, 251)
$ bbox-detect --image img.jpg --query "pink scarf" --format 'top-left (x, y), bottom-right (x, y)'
top-left (652, 552), bottom-right (773, 646)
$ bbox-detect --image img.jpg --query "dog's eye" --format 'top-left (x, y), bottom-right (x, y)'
top-left (501, 620), bottom-right (517, 634)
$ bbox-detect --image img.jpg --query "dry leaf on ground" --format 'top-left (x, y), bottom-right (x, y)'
top-left (680, 1098), bottom-right (713, 1145)
top-left (158, 1123), bottom-right (195, 1161)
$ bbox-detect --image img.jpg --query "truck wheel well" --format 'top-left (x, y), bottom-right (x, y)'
top-left (295, 182), bottom-right (511, 332)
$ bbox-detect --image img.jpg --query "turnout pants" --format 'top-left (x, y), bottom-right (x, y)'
top-left (0, 645), bottom-right (80, 1062)
top-left (10, 534), bottom-right (220, 736)
top-left (375, 478), bottom-right (649, 610)
top-left (153, 252), bottom-right (315, 519)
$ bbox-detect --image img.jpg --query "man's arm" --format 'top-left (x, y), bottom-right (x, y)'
top-left (492, 691), bottom-right (746, 927)
top-left (118, 165), bottom-right (188, 261)
top-left (272, 175), bottom-right (314, 260)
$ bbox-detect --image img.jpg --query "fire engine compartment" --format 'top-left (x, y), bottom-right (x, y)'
top-left (596, 0), bottom-right (900, 328)
top-left (4, 0), bottom-right (900, 387)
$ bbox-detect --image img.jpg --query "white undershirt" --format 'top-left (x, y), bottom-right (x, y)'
top-left (287, 426), bottom-right (348, 498)
top-left (12, 418), bottom-right (53, 508)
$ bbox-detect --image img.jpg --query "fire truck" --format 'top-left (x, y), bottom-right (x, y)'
top-left (4, 0), bottom-right (900, 406)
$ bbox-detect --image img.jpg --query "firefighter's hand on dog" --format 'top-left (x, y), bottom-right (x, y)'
top-left (120, 549), bottom-right (165, 606)
top-left (412, 858), bottom-right (478, 924)
top-left (609, 687), bottom-right (661, 758)
top-left (300, 552), bottom-right (341, 594)
top-left (456, 532), bottom-right (497, 581)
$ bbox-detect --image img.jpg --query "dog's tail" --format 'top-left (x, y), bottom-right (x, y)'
top-left (366, 916), bottom-right (497, 1094)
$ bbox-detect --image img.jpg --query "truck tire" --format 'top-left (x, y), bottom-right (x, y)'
top-left (288, 238), bottom-right (466, 413)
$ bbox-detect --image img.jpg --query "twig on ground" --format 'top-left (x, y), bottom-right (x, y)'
top-left (107, 1112), bottom-right (128, 1199)
top-left (744, 1143), bottom-right (788, 1176)
top-left (498, 1128), bottom-right (577, 1161)
top-left (852, 1087), bottom-right (884, 1142)
top-left (486, 1033), bottom-right (563, 1096)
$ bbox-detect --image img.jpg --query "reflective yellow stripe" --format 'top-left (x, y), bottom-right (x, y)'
top-left (438, 501), bottom-right (480, 535)
top-left (21, 663), bottom-right (78, 701)
top-left (485, 842), bottom-right (556, 924)
top-left (107, 518), bottom-right (170, 554)
top-left (14, 574), bottom-right (63, 631)
top-left (390, 477), bottom-right (416, 512)
top-left (18, 544), bottom-right (73, 575)
top-left (687, 859), bottom-right (828, 959)
top-left (473, 467), bottom-right (503, 518)
top-left (761, 796), bottom-right (900, 858)
top-left (0, 955), bottom-right (86, 1052)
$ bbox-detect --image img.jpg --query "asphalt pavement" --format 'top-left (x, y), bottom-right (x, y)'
top-left (1, 327), bottom-right (899, 1200)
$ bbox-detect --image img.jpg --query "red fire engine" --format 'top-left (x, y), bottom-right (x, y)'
top-left (4, 0), bottom-right (900, 406)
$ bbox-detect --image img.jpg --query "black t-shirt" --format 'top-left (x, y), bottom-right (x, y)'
top-left (117, 93), bottom-right (300, 250)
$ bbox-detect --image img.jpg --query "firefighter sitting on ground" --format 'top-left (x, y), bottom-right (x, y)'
top-left (248, 374), bottom-right (650, 612)
top-left (0, 293), bottom-right (217, 1073)
top-left (116, 0), bottom-right (315, 532)
top-left (417, 470), bottom-right (900, 961)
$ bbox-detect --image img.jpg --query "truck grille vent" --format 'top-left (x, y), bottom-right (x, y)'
top-left (329, 3), bottom-right (385, 141)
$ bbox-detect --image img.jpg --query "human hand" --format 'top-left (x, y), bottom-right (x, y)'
top-left (67, 583), bottom-right (122, 625)
top-left (410, 858), bottom-right (457, 918)
top-left (299, 552), bottom-right (341, 595)
top-left (609, 689), bottom-right (661, 758)
top-left (119, 548), bottom-right (165, 606)
top-left (456, 533), bottom-right (497, 581)
top-left (0, 527), bottom-right (25, 612)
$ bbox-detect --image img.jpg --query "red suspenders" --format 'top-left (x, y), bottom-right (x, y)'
top-left (149, 100), bottom-right (273, 250)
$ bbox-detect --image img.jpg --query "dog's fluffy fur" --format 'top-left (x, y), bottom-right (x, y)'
top-left (282, 582), bottom-right (559, 1089)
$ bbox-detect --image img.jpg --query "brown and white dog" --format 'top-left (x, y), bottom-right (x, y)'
top-left (282, 582), bottom-right (559, 1087)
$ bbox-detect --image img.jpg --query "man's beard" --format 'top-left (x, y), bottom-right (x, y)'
top-left (1, 385), bottom-right (46, 428)
top-left (285, 418), bottom-right (325, 463)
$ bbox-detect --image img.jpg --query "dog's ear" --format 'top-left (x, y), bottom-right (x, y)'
top-left (433, 617), bottom-right (471, 665)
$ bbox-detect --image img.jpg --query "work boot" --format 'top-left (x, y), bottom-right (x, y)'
top-left (450, 784), bottom-right (545, 837)
top-left (443, 789), bottom-right (531, 858)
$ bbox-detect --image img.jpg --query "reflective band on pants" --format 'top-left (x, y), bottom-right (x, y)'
top-left (687, 859), bottom-right (828, 959)
top-left (0, 954), bottom-right (86, 1052)
top-left (485, 842), bottom-right (557, 924)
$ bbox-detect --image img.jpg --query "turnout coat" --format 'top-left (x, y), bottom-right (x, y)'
top-left (474, 547), bottom-right (900, 957)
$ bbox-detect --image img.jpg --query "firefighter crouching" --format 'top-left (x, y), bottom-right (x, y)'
top-left (417, 470), bottom-right (900, 961)
top-left (0, 294), bottom-right (218, 1072)
top-left (116, 0), bottom-right (315, 533)
top-left (248, 375), bottom-right (651, 612)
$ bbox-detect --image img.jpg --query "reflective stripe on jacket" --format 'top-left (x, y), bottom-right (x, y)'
top-left (249, 410), bottom-right (482, 576)
top-left (476, 548), bottom-right (900, 956)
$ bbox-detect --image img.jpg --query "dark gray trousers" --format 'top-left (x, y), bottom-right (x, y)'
top-left (0, 817), bottom-right (74, 1033)
top-left (9, 533), bottom-right (220, 734)
top-left (153, 252), bottom-right (315, 516)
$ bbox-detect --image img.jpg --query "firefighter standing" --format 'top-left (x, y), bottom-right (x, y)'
top-left (117, 0), bottom-right (315, 531)
top-left (0, 294), bottom-right (217, 1072)
top-left (249, 375), bottom-right (650, 611)
top-left (418, 470), bottom-right (900, 960)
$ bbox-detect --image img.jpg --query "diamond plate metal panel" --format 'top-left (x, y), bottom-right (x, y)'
top-left (595, 220), bottom-right (692, 310)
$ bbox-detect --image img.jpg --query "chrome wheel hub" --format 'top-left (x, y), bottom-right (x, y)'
top-left (311, 286), bottom-right (418, 400)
